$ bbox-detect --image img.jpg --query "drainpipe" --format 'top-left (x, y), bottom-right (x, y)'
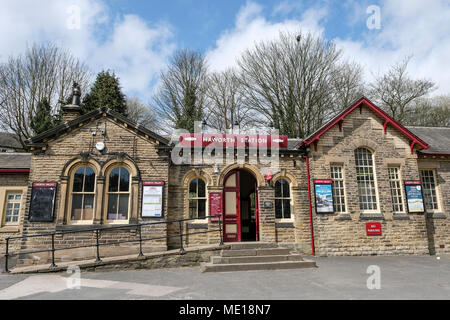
top-left (303, 155), bottom-right (315, 256)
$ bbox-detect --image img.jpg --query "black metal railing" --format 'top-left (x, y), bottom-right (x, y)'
top-left (2, 215), bottom-right (223, 273)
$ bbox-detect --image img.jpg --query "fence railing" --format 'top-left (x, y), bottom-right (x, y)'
top-left (2, 215), bottom-right (223, 273)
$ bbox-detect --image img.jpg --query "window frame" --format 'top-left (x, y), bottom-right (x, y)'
top-left (274, 178), bottom-right (293, 221)
top-left (2, 191), bottom-right (23, 226)
top-left (68, 164), bottom-right (97, 225)
top-left (420, 169), bottom-right (442, 213)
top-left (330, 165), bottom-right (347, 214)
top-left (188, 178), bottom-right (208, 222)
top-left (354, 147), bottom-right (380, 213)
top-left (104, 164), bottom-right (132, 224)
top-left (388, 166), bottom-right (406, 214)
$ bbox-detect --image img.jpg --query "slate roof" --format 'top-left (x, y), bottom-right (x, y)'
top-left (0, 153), bottom-right (31, 169)
top-left (0, 132), bottom-right (23, 150)
top-left (406, 126), bottom-right (450, 155)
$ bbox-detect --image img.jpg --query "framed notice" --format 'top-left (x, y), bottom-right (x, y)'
top-left (366, 222), bottom-right (382, 236)
top-left (209, 192), bottom-right (223, 222)
top-left (29, 182), bottom-right (57, 222)
top-left (314, 180), bottom-right (334, 214)
top-left (404, 181), bottom-right (425, 213)
top-left (142, 181), bottom-right (165, 218)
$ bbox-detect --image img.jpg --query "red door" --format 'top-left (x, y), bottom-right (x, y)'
top-left (223, 171), bottom-right (241, 242)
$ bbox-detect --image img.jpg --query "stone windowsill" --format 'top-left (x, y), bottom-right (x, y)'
top-left (275, 222), bottom-right (294, 228)
top-left (426, 212), bottom-right (447, 219)
top-left (335, 214), bottom-right (352, 221)
top-left (393, 214), bottom-right (410, 220)
top-left (0, 226), bottom-right (20, 233)
top-left (55, 224), bottom-right (137, 232)
top-left (359, 212), bottom-right (385, 220)
top-left (187, 223), bottom-right (209, 229)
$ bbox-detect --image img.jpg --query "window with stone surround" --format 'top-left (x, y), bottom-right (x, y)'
top-left (70, 166), bottom-right (96, 222)
top-left (3, 192), bottom-right (22, 225)
top-left (420, 169), bottom-right (440, 212)
top-left (330, 166), bottom-right (346, 213)
top-left (106, 166), bottom-right (131, 221)
top-left (275, 179), bottom-right (291, 219)
top-left (354, 147), bottom-right (379, 212)
top-left (388, 167), bottom-right (405, 213)
top-left (189, 178), bottom-right (207, 219)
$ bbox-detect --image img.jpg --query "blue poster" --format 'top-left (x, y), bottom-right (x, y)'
top-left (314, 182), bottom-right (334, 214)
top-left (405, 183), bottom-right (425, 213)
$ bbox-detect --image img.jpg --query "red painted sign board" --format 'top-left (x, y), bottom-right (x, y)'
top-left (143, 181), bottom-right (165, 186)
top-left (366, 222), bottom-right (382, 236)
top-left (32, 182), bottom-right (57, 187)
top-left (209, 192), bottom-right (223, 221)
top-left (179, 133), bottom-right (289, 149)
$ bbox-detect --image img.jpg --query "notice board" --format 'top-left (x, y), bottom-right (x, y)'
top-left (314, 180), bottom-right (334, 214)
top-left (404, 181), bottom-right (425, 213)
top-left (29, 182), bottom-right (57, 222)
top-left (142, 181), bottom-right (164, 218)
top-left (209, 192), bottom-right (223, 221)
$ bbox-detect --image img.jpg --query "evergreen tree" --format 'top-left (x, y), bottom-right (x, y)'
top-left (82, 70), bottom-right (127, 116)
top-left (30, 98), bottom-right (56, 135)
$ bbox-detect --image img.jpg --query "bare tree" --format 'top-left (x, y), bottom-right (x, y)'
top-left (237, 31), bottom-right (361, 138)
top-left (153, 49), bottom-right (208, 134)
top-left (0, 43), bottom-right (91, 147)
top-left (205, 69), bottom-right (258, 132)
top-left (369, 56), bottom-right (436, 122)
top-left (126, 97), bottom-right (159, 131)
top-left (404, 95), bottom-right (450, 127)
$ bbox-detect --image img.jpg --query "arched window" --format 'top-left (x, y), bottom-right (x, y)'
top-left (106, 166), bottom-right (130, 221)
top-left (275, 179), bottom-right (291, 219)
top-left (189, 178), bottom-right (206, 219)
top-left (70, 166), bottom-right (96, 222)
top-left (355, 148), bottom-right (378, 211)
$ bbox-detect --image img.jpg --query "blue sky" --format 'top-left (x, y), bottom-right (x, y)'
top-left (0, 0), bottom-right (448, 102)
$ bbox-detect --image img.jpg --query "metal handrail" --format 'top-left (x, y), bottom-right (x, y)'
top-left (2, 215), bottom-right (223, 273)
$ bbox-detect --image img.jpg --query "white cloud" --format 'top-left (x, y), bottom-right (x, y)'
top-left (0, 0), bottom-right (176, 101)
top-left (206, 1), bottom-right (327, 72)
top-left (335, 0), bottom-right (450, 95)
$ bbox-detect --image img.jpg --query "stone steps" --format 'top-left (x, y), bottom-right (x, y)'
top-left (201, 242), bottom-right (316, 273)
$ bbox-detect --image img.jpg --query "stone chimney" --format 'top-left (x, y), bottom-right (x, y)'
top-left (61, 82), bottom-right (82, 123)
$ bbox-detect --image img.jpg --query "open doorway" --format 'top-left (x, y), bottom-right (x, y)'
top-left (223, 169), bottom-right (259, 242)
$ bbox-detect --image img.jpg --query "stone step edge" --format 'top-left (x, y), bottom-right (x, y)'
top-left (211, 254), bottom-right (304, 264)
top-left (200, 260), bottom-right (317, 273)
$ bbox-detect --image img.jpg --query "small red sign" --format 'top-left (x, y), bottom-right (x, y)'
top-left (143, 181), bottom-right (165, 186)
top-left (366, 222), bottom-right (382, 236)
top-left (405, 180), bottom-right (422, 185)
top-left (314, 180), bottom-right (333, 184)
top-left (33, 182), bottom-right (57, 187)
top-left (209, 192), bottom-right (223, 221)
top-left (265, 171), bottom-right (273, 181)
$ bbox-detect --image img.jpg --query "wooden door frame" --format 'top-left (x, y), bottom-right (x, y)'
top-left (223, 169), bottom-right (260, 242)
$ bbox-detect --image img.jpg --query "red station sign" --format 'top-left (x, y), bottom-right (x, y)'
top-left (209, 192), bottom-right (223, 222)
top-left (366, 222), bottom-right (382, 236)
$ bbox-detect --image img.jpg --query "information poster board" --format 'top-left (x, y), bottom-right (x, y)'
top-left (209, 192), bottom-right (223, 221)
top-left (404, 181), bottom-right (425, 213)
top-left (314, 180), bottom-right (334, 214)
top-left (142, 181), bottom-right (164, 218)
top-left (29, 182), bottom-right (57, 222)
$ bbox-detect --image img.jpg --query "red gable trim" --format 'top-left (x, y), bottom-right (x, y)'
top-left (299, 97), bottom-right (430, 152)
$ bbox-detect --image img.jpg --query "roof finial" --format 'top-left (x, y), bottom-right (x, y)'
top-left (72, 82), bottom-right (81, 106)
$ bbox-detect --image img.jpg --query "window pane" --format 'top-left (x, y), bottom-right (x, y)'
top-left (119, 168), bottom-right (130, 192)
top-left (283, 199), bottom-right (291, 219)
top-left (275, 199), bottom-right (282, 219)
top-left (275, 181), bottom-right (282, 198)
top-left (109, 168), bottom-right (120, 192)
top-left (73, 167), bottom-right (85, 192)
top-left (83, 194), bottom-right (94, 220)
top-left (189, 179), bottom-right (197, 197)
top-left (118, 194), bottom-right (129, 220)
top-left (189, 199), bottom-right (197, 218)
top-left (198, 199), bottom-right (206, 219)
top-left (15, 195), bottom-right (21, 200)
top-left (197, 179), bottom-right (206, 198)
top-left (282, 180), bottom-right (290, 197)
top-left (71, 194), bottom-right (83, 220)
top-left (84, 167), bottom-right (95, 192)
top-left (107, 194), bottom-right (118, 220)
top-left (7, 195), bottom-right (14, 200)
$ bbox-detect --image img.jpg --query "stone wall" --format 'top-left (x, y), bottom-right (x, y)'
top-left (308, 106), bottom-right (439, 256)
top-left (18, 116), bottom-right (170, 265)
